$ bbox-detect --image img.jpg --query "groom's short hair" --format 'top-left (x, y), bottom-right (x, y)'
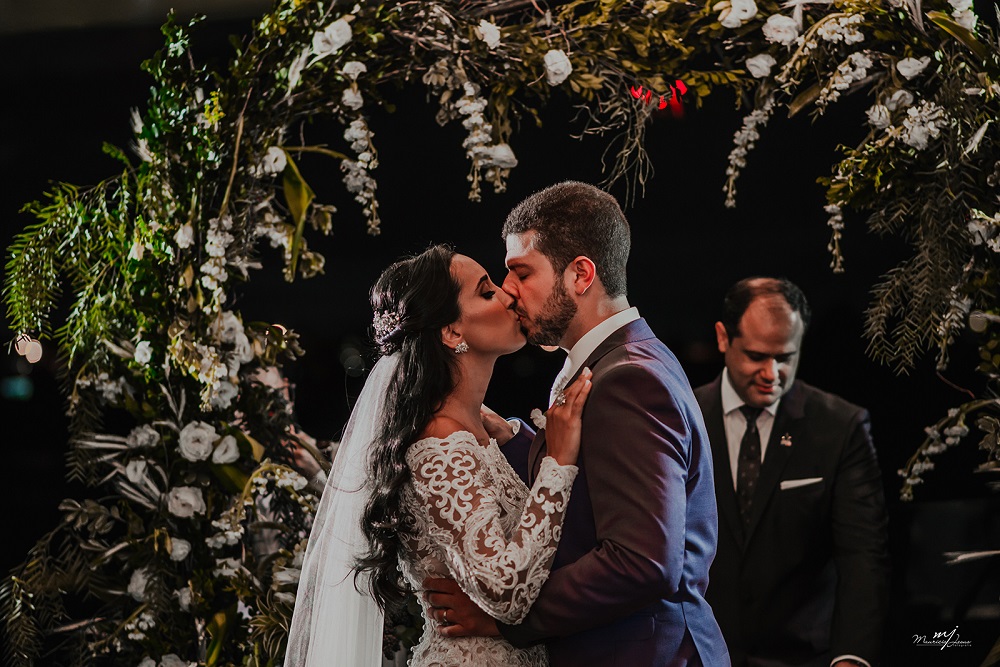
top-left (502, 181), bottom-right (630, 297)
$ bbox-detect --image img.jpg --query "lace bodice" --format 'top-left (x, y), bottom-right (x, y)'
top-left (400, 431), bottom-right (578, 667)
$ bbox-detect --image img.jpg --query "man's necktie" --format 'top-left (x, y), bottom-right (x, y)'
top-left (736, 406), bottom-right (763, 524)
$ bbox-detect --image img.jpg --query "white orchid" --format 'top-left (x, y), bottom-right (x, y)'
top-left (128, 567), bottom-right (150, 601)
top-left (287, 47), bottom-right (310, 91)
top-left (342, 87), bottom-right (364, 110)
top-left (341, 60), bottom-right (367, 80)
top-left (174, 223), bottom-right (194, 249)
top-left (125, 459), bottom-right (148, 484)
top-left (170, 538), bottom-right (192, 561)
top-left (257, 146), bottom-right (287, 175)
top-left (166, 486), bottom-right (207, 518)
top-left (543, 50), bottom-right (573, 86)
top-left (886, 89), bottom-right (915, 111)
top-left (896, 56), bottom-right (931, 80)
top-left (174, 587), bottom-right (193, 611)
top-left (866, 103), bottom-right (891, 129)
top-left (477, 20), bottom-right (502, 48)
top-left (134, 340), bottom-right (152, 365)
top-left (476, 143), bottom-right (518, 169)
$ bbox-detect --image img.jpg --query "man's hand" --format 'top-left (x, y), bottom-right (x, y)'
top-left (422, 577), bottom-right (500, 638)
top-left (480, 405), bottom-right (515, 446)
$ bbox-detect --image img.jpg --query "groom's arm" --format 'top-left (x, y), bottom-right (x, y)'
top-left (498, 363), bottom-right (693, 645)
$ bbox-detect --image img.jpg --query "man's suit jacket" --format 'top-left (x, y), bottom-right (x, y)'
top-left (694, 377), bottom-right (890, 667)
top-left (498, 318), bottom-right (729, 667)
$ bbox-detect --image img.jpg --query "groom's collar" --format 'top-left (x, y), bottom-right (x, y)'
top-left (559, 307), bottom-right (640, 379)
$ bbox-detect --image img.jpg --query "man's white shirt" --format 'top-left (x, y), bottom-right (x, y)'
top-left (548, 307), bottom-right (640, 405)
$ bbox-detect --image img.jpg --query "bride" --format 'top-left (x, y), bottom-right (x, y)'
top-left (284, 245), bottom-right (592, 666)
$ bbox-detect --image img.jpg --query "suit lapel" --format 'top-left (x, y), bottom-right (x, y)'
top-left (703, 378), bottom-right (745, 549)
top-left (529, 318), bottom-right (656, 483)
top-left (743, 382), bottom-right (804, 544)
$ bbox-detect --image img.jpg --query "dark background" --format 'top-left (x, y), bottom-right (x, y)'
top-left (1, 7), bottom-right (998, 665)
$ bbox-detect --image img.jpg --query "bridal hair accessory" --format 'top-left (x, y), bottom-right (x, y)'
top-left (454, 341), bottom-right (469, 354)
top-left (373, 309), bottom-right (402, 343)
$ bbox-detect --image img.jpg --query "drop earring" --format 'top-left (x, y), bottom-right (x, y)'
top-left (455, 342), bottom-right (469, 354)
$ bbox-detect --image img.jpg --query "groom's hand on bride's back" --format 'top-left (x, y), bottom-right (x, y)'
top-left (421, 577), bottom-right (500, 638)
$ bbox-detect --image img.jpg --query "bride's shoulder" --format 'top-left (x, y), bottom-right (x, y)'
top-left (408, 418), bottom-right (482, 461)
top-left (418, 415), bottom-right (470, 442)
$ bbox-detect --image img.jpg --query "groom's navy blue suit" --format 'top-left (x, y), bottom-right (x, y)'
top-left (498, 319), bottom-right (729, 667)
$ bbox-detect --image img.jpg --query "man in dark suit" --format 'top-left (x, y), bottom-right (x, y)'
top-left (694, 278), bottom-right (890, 667)
top-left (423, 181), bottom-right (729, 666)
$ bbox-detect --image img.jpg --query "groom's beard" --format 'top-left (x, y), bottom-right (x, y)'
top-left (525, 279), bottom-right (577, 346)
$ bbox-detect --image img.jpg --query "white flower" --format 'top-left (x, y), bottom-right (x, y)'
top-left (134, 340), bottom-right (152, 365)
top-left (258, 146), bottom-right (287, 175)
top-left (530, 408), bottom-right (547, 430)
top-left (745, 53), bottom-right (776, 78)
top-left (896, 56), bottom-right (931, 80)
top-left (125, 459), bottom-right (148, 484)
top-left (901, 101), bottom-right (946, 150)
top-left (543, 50), bottom-right (573, 86)
top-left (214, 311), bottom-right (242, 344)
top-left (886, 89), bottom-right (915, 111)
top-left (949, 0), bottom-right (973, 9)
top-left (312, 19), bottom-right (352, 58)
top-left (341, 60), bottom-right (367, 80)
top-left (342, 87), bottom-right (364, 110)
top-left (166, 486), bottom-right (206, 518)
top-left (178, 421), bottom-right (217, 461)
top-left (160, 655), bottom-right (191, 667)
top-left (477, 143), bottom-right (518, 168)
top-left (272, 567), bottom-right (301, 586)
top-left (477, 19), bottom-right (502, 48)
top-left (174, 223), bottom-right (194, 249)
top-left (953, 9), bottom-right (977, 30)
top-left (866, 103), bottom-right (891, 129)
top-left (138, 658), bottom-right (156, 667)
top-left (170, 538), bottom-right (192, 561)
top-left (127, 424), bottom-right (160, 449)
top-left (762, 14), bottom-right (799, 45)
top-left (214, 557), bottom-right (241, 578)
top-left (233, 331), bottom-right (255, 363)
top-left (210, 380), bottom-right (239, 410)
top-left (287, 47), bottom-right (309, 91)
top-left (128, 568), bottom-right (150, 601)
top-left (174, 587), bottom-right (193, 611)
top-left (719, 0), bottom-right (757, 28)
top-left (212, 435), bottom-right (240, 464)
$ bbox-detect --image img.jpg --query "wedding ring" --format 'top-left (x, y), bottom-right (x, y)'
top-left (443, 609), bottom-right (449, 624)
top-left (554, 390), bottom-right (567, 407)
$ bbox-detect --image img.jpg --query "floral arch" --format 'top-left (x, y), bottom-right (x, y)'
top-left (3, 0), bottom-right (999, 664)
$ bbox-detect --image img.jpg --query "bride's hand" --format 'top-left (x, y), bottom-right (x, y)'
top-left (480, 404), bottom-right (515, 445)
top-left (544, 368), bottom-right (592, 467)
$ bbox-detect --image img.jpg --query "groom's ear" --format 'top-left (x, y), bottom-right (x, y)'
top-left (567, 256), bottom-right (597, 296)
top-left (440, 323), bottom-right (463, 351)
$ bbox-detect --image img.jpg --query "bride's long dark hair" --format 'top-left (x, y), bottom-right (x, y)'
top-left (356, 244), bottom-right (461, 611)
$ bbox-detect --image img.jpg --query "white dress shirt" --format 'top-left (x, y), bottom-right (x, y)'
top-left (549, 307), bottom-right (640, 404)
top-left (720, 367), bottom-right (780, 490)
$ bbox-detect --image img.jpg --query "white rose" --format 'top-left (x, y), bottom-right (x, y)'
top-left (745, 53), bottom-right (777, 78)
top-left (477, 20), bottom-right (501, 49)
top-left (138, 658), bottom-right (156, 667)
top-left (886, 89), bottom-right (914, 111)
top-left (210, 380), bottom-right (239, 411)
top-left (214, 311), bottom-right (242, 344)
top-left (174, 223), bottom-right (194, 249)
top-left (342, 87), bottom-right (364, 111)
top-left (762, 14), bottom-right (799, 45)
top-left (125, 459), bottom-right (148, 484)
top-left (543, 50), bottom-right (573, 86)
top-left (166, 486), bottom-right (206, 518)
top-left (170, 538), bottom-right (192, 561)
top-left (341, 60), bottom-right (367, 80)
top-left (128, 567), bottom-right (149, 601)
top-left (134, 340), bottom-right (152, 365)
top-left (160, 655), bottom-right (191, 667)
top-left (866, 104), bottom-right (891, 129)
top-left (212, 435), bottom-right (240, 464)
top-left (174, 587), bottom-right (193, 611)
top-left (896, 56), bottom-right (931, 80)
top-left (478, 143), bottom-right (518, 169)
top-left (178, 421), bottom-right (217, 462)
top-left (313, 19), bottom-right (352, 58)
top-left (258, 146), bottom-right (287, 175)
top-left (127, 424), bottom-right (160, 449)
top-left (720, 0), bottom-right (757, 28)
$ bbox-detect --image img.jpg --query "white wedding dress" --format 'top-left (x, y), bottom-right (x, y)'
top-left (400, 430), bottom-right (578, 667)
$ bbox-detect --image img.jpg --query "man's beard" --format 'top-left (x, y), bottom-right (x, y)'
top-left (526, 279), bottom-right (577, 346)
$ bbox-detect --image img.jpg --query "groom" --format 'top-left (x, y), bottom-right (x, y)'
top-left (424, 181), bottom-right (729, 666)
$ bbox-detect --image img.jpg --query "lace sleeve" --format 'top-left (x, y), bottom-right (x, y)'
top-left (407, 434), bottom-right (577, 624)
